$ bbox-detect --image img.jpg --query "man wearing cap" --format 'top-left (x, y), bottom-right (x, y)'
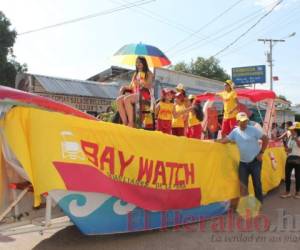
top-left (216, 80), bottom-right (239, 137)
top-left (217, 112), bottom-right (269, 204)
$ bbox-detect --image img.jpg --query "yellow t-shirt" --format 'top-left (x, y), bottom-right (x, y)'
top-left (143, 113), bottom-right (153, 126)
top-left (172, 104), bottom-right (185, 128)
top-left (142, 104), bottom-right (152, 126)
top-left (188, 111), bottom-right (201, 127)
top-left (158, 102), bottom-right (173, 121)
top-left (217, 90), bottom-right (238, 119)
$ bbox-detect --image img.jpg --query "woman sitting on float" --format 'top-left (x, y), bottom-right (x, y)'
top-left (116, 56), bottom-right (153, 127)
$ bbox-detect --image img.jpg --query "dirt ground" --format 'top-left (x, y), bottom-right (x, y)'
top-left (0, 182), bottom-right (299, 250)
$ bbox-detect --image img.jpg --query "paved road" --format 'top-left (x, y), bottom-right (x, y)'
top-left (0, 183), bottom-right (299, 250)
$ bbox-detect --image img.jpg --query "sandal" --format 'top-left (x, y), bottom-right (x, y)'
top-left (294, 192), bottom-right (300, 199)
top-left (280, 192), bottom-right (292, 198)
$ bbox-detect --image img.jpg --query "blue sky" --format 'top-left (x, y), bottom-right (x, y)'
top-left (1, 0), bottom-right (300, 103)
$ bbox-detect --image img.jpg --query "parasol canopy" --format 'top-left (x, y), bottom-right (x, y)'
top-left (113, 43), bottom-right (171, 68)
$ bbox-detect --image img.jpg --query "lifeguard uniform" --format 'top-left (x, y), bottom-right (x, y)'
top-left (142, 104), bottom-right (153, 130)
top-left (217, 90), bottom-right (238, 136)
top-left (157, 102), bottom-right (173, 134)
top-left (143, 112), bottom-right (153, 130)
top-left (187, 111), bottom-right (202, 139)
top-left (172, 104), bottom-right (185, 136)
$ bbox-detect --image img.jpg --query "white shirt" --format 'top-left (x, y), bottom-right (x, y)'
top-left (287, 136), bottom-right (300, 156)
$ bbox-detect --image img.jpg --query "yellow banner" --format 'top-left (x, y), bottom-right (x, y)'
top-left (2, 107), bottom-right (286, 209)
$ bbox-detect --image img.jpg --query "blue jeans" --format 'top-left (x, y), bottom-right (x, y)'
top-left (238, 159), bottom-right (263, 203)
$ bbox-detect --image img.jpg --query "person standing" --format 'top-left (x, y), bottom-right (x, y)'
top-left (271, 122), bottom-right (279, 139)
top-left (175, 83), bottom-right (187, 101)
top-left (217, 112), bottom-right (269, 204)
top-left (172, 92), bottom-right (187, 136)
top-left (186, 95), bottom-right (203, 139)
top-left (155, 88), bottom-right (175, 134)
top-left (280, 122), bottom-right (300, 199)
top-left (276, 121), bottom-right (293, 147)
top-left (216, 80), bottom-right (239, 137)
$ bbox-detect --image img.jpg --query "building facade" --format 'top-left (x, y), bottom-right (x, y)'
top-left (88, 66), bottom-right (224, 98)
top-left (15, 73), bottom-right (119, 117)
top-left (15, 67), bottom-right (294, 123)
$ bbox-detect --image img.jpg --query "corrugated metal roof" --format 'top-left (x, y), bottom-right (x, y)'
top-left (87, 66), bottom-right (132, 82)
top-left (33, 74), bottom-right (119, 99)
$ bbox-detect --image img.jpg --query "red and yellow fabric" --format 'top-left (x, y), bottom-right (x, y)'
top-left (157, 102), bottom-right (173, 121)
top-left (172, 104), bottom-right (185, 128)
top-left (188, 111), bottom-right (201, 127)
top-left (142, 113), bottom-right (153, 128)
top-left (217, 90), bottom-right (238, 119)
top-left (221, 117), bottom-right (237, 136)
top-left (1, 107), bottom-right (286, 211)
top-left (129, 72), bottom-right (146, 93)
top-left (187, 125), bottom-right (202, 139)
top-left (157, 119), bottom-right (172, 134)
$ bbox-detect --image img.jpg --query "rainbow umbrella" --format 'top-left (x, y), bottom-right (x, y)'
top-left (113, 43), bottom-right (171, 68)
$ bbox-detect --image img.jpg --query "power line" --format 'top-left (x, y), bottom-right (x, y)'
top-left (166, 0), bottom-right (245, 53)
top-left (169, 0), bottom-right (280, 58)
top-left (212, 0), bottom-right (283, 57)
top-left (114, 0), bottom-right (233, 53)
top-left (170, 6), bottom-right (266, 58)
top-left (112, 0), bottom-right (226, 49)
top-left (115, 0), bottom-right (200, 35)
top-left (218, 6), bottom-right (300, 58)
top-left (111, 0), bottom-right (205, 37)
top-left (17, 0), bottom-right (155, 36)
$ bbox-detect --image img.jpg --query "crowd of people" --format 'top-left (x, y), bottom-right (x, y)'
top-left (115, 56), bottom-right (242, 139)
top-left (268, 120), bottom-right (299, 200)
top-left (115, 56), bottom-right (300, 203)
top-left (115, 56), bottom-right (204, 138)
top-left (277, 122), bottom-right (300, 199)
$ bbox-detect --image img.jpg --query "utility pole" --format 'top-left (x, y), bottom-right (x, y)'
top-left (258, 39), bottom-right (285, 91)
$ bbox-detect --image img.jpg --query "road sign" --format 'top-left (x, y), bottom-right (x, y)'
top-left (232, 65), bottom-right (266, 85)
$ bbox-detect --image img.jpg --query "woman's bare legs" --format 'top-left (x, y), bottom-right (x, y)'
top-left (124, 94), bottom-right (138, 127)
top-left (116, 95), bottom-right (128, 125)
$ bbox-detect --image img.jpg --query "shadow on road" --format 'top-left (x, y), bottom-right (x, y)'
top-left (32, 183), bottom-right (300, 250)
top-left (33, 226), bottom-right (165, 250)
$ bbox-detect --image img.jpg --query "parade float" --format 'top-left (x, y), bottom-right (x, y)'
top-left (0, 86), bottom-right (286, 236)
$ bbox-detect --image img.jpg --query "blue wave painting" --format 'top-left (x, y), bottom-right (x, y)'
top-left (57, 192), bottom-right (230, 235)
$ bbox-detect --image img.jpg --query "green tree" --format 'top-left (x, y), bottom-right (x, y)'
top-left (0, 11), bottom-right (27, 88)
top-left (172, 56), bottom-right (230, 82)
top-left (278, 95), bottom-right (287, 101)
top-left (172, 61), bottom-right (189, 74)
